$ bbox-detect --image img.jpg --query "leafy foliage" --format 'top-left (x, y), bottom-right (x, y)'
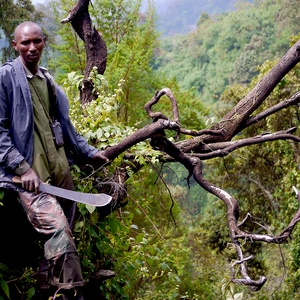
top-left (47, 0), bottom-right (86, 79)
top-left (62, 68), bottom-right (224, 299)
top-left (2, 0), bottom-right (300, 299)
top-left (153, 0), bottom-right (300, 106)
top-left (204, 40), bottom-right (300, 298)
top-left (157, 0), bottom-right (248, 36)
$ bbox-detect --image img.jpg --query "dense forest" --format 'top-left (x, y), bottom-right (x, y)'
top-left (154, 0), bottom-right (300, 107)
top-left (1, 0), bottom-right (300, 299)
top-left (154, 0), bottom-right (254, 36)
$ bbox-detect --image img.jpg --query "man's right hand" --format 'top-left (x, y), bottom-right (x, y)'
top-left (20, 168), bottom-right (40, 193)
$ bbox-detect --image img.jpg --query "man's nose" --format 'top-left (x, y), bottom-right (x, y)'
top-left (29, 43), bottom-right (37, 51)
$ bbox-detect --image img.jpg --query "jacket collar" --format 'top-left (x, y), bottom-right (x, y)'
top-left (17, 57), bottom-right (45, 79)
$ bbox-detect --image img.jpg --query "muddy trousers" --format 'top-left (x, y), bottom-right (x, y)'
top-left (17, 191), bottom-right (85, 299)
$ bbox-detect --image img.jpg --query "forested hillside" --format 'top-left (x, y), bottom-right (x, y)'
top-left (155, 0), bottom-right (253, 36)
top-left (153, 0), bottom-right (300, 107)
top-left (1, 0), bottom-right (300, 300)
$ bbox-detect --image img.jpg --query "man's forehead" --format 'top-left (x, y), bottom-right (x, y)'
top-left (15, 23), bottom-right (43, 40)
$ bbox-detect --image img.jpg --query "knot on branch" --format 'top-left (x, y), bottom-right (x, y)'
top-left (145, 89), bottom-right (228, 142)
top-left (231, 276), bottom-right (267, 291)
top-left (144, 88), bottom-right (179, 120)
top-left (145, 88), bottom-right (180, 140)
top-left (230, 243), bottom-right (267, 291)
top-left (162, 119), bottom-right (180, 130)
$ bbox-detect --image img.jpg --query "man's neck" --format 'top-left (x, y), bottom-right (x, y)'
top-left (19, 56), bottom-right (38, 75)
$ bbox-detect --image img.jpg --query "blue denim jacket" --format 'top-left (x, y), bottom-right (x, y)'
top-left (0, 58), bottom-right (98, 190)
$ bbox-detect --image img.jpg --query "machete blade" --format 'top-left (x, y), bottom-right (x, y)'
top-left (12, 176), bottom-right (112, 207)
top-left (39, 183), bottom-right (112, 207)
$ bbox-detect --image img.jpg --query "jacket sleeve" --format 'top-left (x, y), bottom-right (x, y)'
top-left (0, 66), bottom-right (27, 173)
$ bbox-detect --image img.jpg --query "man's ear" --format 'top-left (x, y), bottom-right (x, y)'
top-left (12, 40), bottom-right (18, 51)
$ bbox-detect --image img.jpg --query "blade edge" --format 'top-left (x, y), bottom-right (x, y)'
top-left (39, 183), bottom-right (112, 207)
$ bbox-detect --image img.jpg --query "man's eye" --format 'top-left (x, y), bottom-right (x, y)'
top-left (21, 41), bottom-right (30, 45)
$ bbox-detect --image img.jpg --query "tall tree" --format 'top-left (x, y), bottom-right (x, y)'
top-left (50, 0), bottom-right (162, 125)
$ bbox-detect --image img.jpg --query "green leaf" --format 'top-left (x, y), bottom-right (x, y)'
top-left (0, 279), bottom-right (10, 299)
top-left (95, 128), bottom-right (103, 139)
top-left (88, 227), bottom-right (98, 238)
top-left (27, 287), bottom-right (35, 299)
top-left (234, 293), bottom-right (244, 300)
top-left (95, 241), bottom-right (102, 253)
top-left (160, 262), bottom-right (170, 271)
top-left (85, 204), bottom-right (96, 214)
top-left (74, 221), bottom-right (84, 233)
top-left (108, 218), bottom-right (119, 234)
top-left (0, 190), bottom-right (4, 200)
top-left (135, 233), bottom-right (143, 243)
top-left (90, 211), bottom-right (98, 224)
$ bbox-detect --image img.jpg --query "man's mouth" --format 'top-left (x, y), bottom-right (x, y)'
top-left (28, 54), bottom-right (39, 59)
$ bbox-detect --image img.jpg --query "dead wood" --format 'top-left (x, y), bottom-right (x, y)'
top-left (63, 0), bottom-right (300, 291)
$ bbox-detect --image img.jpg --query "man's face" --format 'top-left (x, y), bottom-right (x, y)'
top-left (12, 24), bottom-right (46, 71)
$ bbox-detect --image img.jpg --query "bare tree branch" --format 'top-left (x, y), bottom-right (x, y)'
top-left (194, 128), bottom-right (300, 160)
top-left (64, 0), bottom-right (300, 292)
top-left (242, 91), bottom-right (300, 129)
top-left (177, 40), bottom-right (300, 152)
top-left (230, 243), bottom-right (267, 291)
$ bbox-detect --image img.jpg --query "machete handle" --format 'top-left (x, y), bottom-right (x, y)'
top-left (12, 176), bottom-right (44, 185)
top-left (12, 176), bottom-right (22, 184)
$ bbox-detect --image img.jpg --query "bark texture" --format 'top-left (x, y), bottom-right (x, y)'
top-left (61, 0), bottom-right (107, 104)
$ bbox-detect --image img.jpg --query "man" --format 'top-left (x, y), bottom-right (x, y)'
top-left (0, 21), bottom-right (109, 299)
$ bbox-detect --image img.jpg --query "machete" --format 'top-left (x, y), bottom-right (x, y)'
top-left (12, 176), bottom-right (112, 207)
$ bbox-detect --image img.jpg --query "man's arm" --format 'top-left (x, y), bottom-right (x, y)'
top-left (0, 65), bottom-right (40, 192)
top-left (0, 71), bottom-right (25, 173)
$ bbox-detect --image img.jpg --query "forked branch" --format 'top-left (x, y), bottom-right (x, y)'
top-left (65, 0), bottom-right (300, 292)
